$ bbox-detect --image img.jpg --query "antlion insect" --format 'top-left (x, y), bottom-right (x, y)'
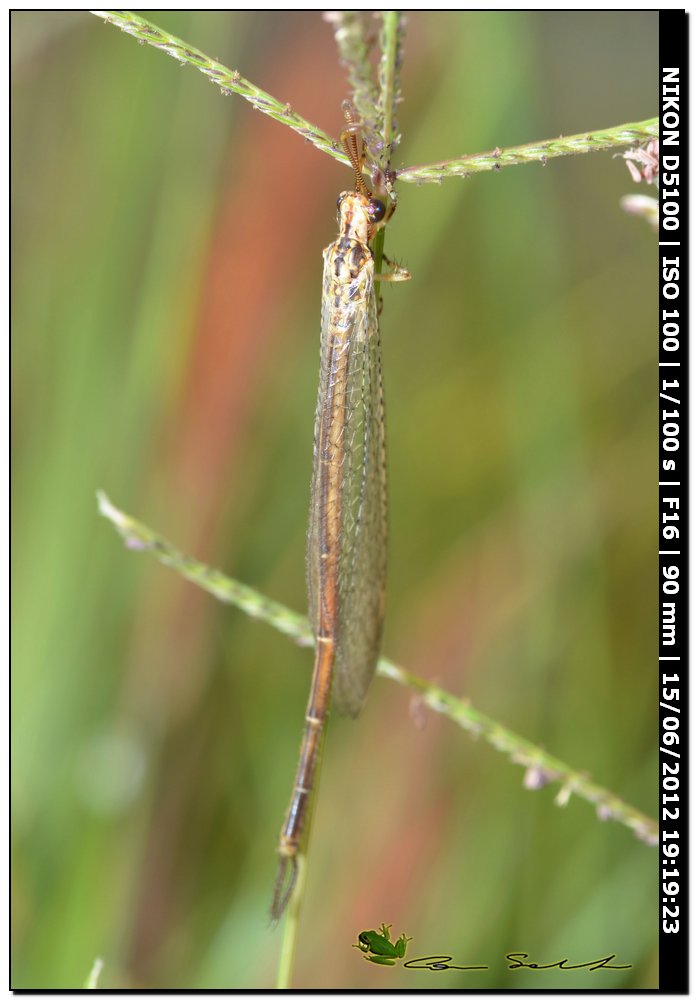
top-left (271, 102), bottom-right (410, 921)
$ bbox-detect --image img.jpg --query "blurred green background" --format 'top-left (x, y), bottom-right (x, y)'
top-left (12, 11), bottom-right (658, 990)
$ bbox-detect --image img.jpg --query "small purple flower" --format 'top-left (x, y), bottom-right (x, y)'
top-left (125, 536), bottom-right (150, 551)
top-left (622, 139), bottom-right (659, 185)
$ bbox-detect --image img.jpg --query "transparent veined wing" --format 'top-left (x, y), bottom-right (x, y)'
top-left (307, 247), bottom-right (387, 718)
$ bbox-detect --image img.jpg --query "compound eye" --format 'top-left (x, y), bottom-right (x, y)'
top-left (336, 192), bottom-right (347, 210)
top-left (367, 198), bottom-right (386, 223)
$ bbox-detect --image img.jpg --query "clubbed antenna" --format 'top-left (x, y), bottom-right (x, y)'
top-left (340, 100), bottom-right (374, 199)
top-left (326, 12), bottom-right (405, 182)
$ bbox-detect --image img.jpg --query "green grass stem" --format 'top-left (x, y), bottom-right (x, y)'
top-left (97, 491), bottom-right (658, 851)
top-left (91, 12), bottom-right (657, 184)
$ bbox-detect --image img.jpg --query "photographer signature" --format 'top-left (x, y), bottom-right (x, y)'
top-left (404, 953), bottom-right (632, 972)
top-left (354, 926), bottom-right (631, 972)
